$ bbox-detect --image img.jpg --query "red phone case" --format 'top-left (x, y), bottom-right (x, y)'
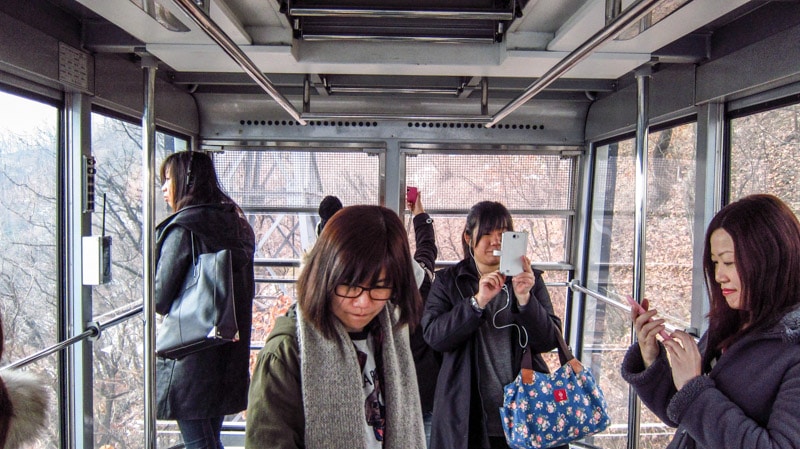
top-left (626, 296), bottom-right (671, 340)
top-left (406, 186), bottom-right (418, 203)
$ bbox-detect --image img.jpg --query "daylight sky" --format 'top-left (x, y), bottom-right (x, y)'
top-left (0, 91), bottom-right (57, 134)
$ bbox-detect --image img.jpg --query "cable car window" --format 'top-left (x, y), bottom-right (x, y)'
top-left (730, 101), bottom-right (800, 213)
top-left (90, 112), bottom-right (187, 448)
top-left (212, 147), bottom-right (381, 369)
top-left (214, 149), bottom-right (380, 211)
top-left (404, 150), bottom-right (576, 266)
top-left (0, 89), bottom-right (58, 447)
top-left (587, 121), bottom-right (697, 448)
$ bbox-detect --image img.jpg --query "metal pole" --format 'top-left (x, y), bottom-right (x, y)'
top-left (481, 77), bottom-right (489, 116)
top-left (486, 0), bottom-right (664, 127)
top-left (627, 67), bottom-right (651, 449)
top-left (141, 54), bottom-right (158, 449)
top-left (63, 92), bottom-right (94, 449)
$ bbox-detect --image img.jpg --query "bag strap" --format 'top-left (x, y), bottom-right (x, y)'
top-left (520, 325), bottom-right (581, 383)
top-left (189, 231), bottom-right (198, 264)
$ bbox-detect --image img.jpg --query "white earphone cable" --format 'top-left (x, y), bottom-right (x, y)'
top-left (492, 284), bottom-right (529, 348)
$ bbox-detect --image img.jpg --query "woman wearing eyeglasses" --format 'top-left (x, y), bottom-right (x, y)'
top-left (245, 205), bottom-right (426, 449)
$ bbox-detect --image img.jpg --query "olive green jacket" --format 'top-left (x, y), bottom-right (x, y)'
top-left (245, 305), bottom-right (426, 449)
top-left (245, 308), bottom-right (304, 449)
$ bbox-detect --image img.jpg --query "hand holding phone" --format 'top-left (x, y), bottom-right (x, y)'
top-left (626, 296), bottom-right (671, 340)
top-left (499, 231), bottom-right (528, 276)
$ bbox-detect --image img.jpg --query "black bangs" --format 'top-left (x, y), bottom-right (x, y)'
top-left (331, 228), bottom-right (391, 287)
top-left (475, 212), bottom-right (513, 238)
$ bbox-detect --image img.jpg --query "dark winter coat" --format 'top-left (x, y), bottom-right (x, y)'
top-left (155, 203), bottom-right (255, 419)
top-left (408, 212), bottom-right (440, 413)
top-left (621, 306), bottom-right (800, 449)
top-left (422, 259), bottom-right (563, 449)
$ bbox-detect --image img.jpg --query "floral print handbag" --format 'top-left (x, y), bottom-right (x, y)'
top-left (499, 330), bottom-right (611, 449)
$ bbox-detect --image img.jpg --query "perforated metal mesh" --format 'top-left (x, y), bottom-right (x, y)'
top-left (405, 152), bottom-right (575, 211)
top-left (213, 150), bottom-right (381, 209)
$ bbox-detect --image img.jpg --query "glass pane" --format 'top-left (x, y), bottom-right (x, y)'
top-left (91, 112), bottom-right (186, 448)
top-left (406, 152), bottom-right (575, 211)
top-left (643, 124), bottom-right (696, 333)
top-left (247, 211), bottom-right (305, 339)
top-left (586, 121), bottom-right (697, 449)
top-left (214, 150), bottom-right (381, 210)
top-left (251, 278), bottom-right (296, 347)
top-left (0, 90), bottom-right (59, 448)
top-left (404, 151), bottom-right (574, 372)
top-left (405, 151), bottom-right (575, 269)
top-left (730, 102), bottom-right (800, 211)
top-left (586, 138), bottom-right (636, 448)
top-left (408, 214), bottom-right (568, 266)
top-left (213, 149), bottom-right (383, 339)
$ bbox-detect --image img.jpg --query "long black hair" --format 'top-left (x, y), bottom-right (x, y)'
top-left (702, 194), bottom-right (800, 367)
top-left (461, 201), bottom-right (514, 259)
top-left (159, 151), bottom-right (243, 214)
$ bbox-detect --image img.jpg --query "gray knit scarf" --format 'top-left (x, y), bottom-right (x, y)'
top-left (297, 305), bottom-right (425, 449)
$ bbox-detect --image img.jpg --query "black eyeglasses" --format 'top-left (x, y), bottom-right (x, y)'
top-left (334, 284), bottom-right (394, 301)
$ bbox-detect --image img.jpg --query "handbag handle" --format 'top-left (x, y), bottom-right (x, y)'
top-left (520, 325), bottom-right (583, 383)
top-left (189, 231), bottom-right (197, 265)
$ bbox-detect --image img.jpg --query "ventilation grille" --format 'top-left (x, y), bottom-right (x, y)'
top-left (239, 119), bottom-right (545, 130)
top-left (239, 119), bottom-right (379, 127)
top-left (407, 122), bottom-right (544, 130)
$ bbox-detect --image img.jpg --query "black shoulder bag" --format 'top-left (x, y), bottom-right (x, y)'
top-left (155, 232), bottom-right (239, 359)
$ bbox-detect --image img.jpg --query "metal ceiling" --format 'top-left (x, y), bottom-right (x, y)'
top-left (55, 0), bottom-right (761, 123)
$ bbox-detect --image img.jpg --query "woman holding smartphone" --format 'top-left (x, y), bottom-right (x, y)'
top-left (421, 201), bottom-right (564, 449)
top-left (621, 194), bottom-right (800, 448)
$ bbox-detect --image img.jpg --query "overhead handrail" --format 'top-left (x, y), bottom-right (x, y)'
top-left (569, 279), bottom-right (630, 311)
top-left (1, 305), bottom-right (143, 371)
top-left (486, 0), bottom-right (665, 127)
top-left (568, 279), bottom-right (695, 336)
top-left (167, 0), bottom-right (669, 124)
top-left (170, 0), bottom-right (307, 125)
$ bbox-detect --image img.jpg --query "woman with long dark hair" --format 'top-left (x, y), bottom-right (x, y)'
top-left (422, 201), bottom-right (563, 449)
top-left (245, 205), bottom-right (425, 449)
top-left (621, 194), bottom-right (800, 448)
top-left (156, 151), bottom-right (255, 449)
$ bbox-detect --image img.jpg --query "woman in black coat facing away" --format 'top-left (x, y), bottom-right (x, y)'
top-left (155, 151), bottom-right (255, 449)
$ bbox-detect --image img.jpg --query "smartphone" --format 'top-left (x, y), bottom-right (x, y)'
top-left (498, 231), bottom-right (528, 276)
top-left (626, 296), bottom-right (672, 340)
top-left (406, 186), bottom-right (418, 204)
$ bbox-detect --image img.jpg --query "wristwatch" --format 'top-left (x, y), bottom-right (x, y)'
top-left (470, 296), bottom-right (485, 313)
